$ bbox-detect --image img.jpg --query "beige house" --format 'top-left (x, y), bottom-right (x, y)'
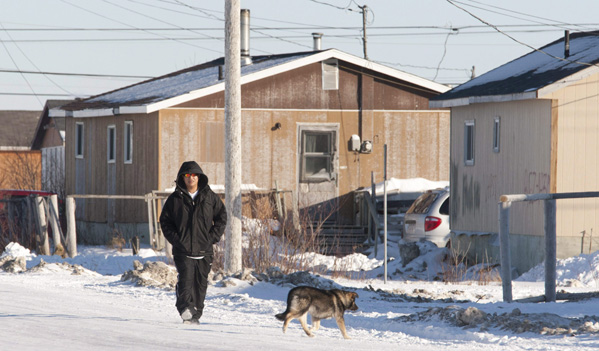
top-left (51, 48), bottom-right (450, 247)
top-left (430, 31), bottom-right (599, 275)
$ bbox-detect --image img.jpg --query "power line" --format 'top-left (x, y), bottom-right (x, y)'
top-left (0, 24), bottom-right (43, 107)
top-left (59, 0), bottom-right (222, 54)
top-left (0, 92), bottom-right (83, 97)
top-left (458, 0), bottom-right (597, 32)
top-left (3, 23), bottom-right (599, 32)
top-left (100, 0), bottom-right (225, 47)
top-left (1, 23), bottom-right (75, 97)
top-left (0, 28), bottom-right (583, 44)
top-left (446, 0), bottom-right (599, 69)
top-left (0, 68), bottom-right (152, 79)
top-left (307, 0), bottom-right (356, 11)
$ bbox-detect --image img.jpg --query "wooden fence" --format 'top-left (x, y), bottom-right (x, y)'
top-left (0, 194), bottom-right (65, 257)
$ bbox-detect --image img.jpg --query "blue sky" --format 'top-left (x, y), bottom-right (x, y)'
top-left (1, 0), bottom-right (598, 110)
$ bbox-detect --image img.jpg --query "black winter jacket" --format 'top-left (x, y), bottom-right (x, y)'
top-left (159, 161), bottom-right (227, 257)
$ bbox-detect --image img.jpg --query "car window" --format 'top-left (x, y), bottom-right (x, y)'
top-left (439, 197), bottom-right (450, 215)
top-left (406, 192), bottom-right (439, 214)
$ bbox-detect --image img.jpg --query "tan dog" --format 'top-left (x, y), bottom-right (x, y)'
top-left (275, 286), bottom-right (359, 339)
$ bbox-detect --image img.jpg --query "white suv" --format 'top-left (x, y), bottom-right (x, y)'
top-left (403, 187), bottom-right (450, 247)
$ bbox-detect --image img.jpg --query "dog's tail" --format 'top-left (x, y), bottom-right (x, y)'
top-left (275, 312), bottom-right (287, 321)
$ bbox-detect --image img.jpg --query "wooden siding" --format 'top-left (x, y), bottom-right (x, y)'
top-left (158, 109), bottom-right (227, 191)
top-left (158, 108), bottom-right (449, 205)
top-left (65, 113), bottom-right (159, 223)
top-left (40, 127), bottom-right (63, 148)
top-left (174, 62), bottom-right (436, 111)
top-left (450, 100), bottom-right (552, 236)
top-left (547, 73), bottom-right (599, 240)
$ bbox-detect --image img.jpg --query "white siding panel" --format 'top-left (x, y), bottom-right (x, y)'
top-left (548, 73), bottom-right (599, 239)
top-left (451, 100), bottom-right (552, 236)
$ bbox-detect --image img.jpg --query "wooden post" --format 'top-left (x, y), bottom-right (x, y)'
top-left (48, 194), bottom-right (64, 256)
top-left (131, 236), bottom-right (140, 255)
top-left (146, 194), bottom-right (156, 250)
top-left (152, 192), bottom-right (164, 250)
top-left (7, 201), bottom-right (18, 242)
top-left (545, 199), bottom-right (557, 302)
top-left (274, 181), bottom-right (283, 221)
top-left (224, 0), bottom-right (242, 274)
top-left (35, 195), bottom-right (50, 256)
top-left (26, 196), bottom-right (33, 245)
top-left (499, 200), bottom-right (512, 302)
top-left (66, 196), bottom-right (77, 258)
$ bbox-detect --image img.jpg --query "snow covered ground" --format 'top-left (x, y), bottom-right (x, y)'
top-left (2, 238), bottom-right (599, 351)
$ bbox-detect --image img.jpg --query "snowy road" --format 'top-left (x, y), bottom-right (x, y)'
top-left (2, 244), bottom-right (599, 350)
top-left (2, 269), bottom-right (599, 351)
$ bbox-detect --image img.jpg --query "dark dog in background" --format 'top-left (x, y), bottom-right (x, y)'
top-left (275, 286), bottom-right (359, 339)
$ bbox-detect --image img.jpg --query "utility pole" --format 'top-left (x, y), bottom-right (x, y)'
top-left (359, 5), bottom-right (368, 60)
top-left (224, 0), bottom-right (242, 274)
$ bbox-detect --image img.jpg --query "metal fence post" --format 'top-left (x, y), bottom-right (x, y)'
top-left (499, 200), bottom-right (512, 302)
top-left (544, 199), bottom-right (557, 302)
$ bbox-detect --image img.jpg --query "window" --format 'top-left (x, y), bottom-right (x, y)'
top-left (322, 59), bottom-right (339, 90)
top-left (300, 130), bottom-right (335, 182)
top-left (124, 121), bottom-right (133, 164)
top-left (75, 122), bottom-right (84, 158)
top-left (107, 125), bottom-right (116, 163)
top-left (464, 120), bottom-right (475, 166)
top-left (493, 116), bottom-right (500, 153)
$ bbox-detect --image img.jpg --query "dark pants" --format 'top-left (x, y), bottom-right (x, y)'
top-left (173, 255), bottom-right (212, 319)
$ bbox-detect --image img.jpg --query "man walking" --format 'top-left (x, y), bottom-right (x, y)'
top-left (160, 161), bottom-right (227, 324)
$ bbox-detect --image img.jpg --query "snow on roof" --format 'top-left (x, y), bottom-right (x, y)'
top-left (51, 49), bottom-right (448, 117)
top-left (431, 31), bottom-right (599, 107)
top-left (59, 51), bottom-right (313, 113)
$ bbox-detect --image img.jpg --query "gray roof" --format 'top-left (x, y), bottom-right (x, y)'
top-left (431, 31), bottom-right (599, 106)
top-left (0, 111), bottom-right (41, 148)
top-left (54, 49), bottom-right (448, 116)
top-left (60, 51), bottom-right (315, 111)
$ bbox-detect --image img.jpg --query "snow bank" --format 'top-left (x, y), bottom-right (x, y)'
top-left (517, 250), bottom-right (599, 287)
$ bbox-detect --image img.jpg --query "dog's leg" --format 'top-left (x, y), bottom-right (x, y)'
top-left (335, 316), bottom-right (351, 340)
top-left (299, 313), bottom-right (314, 337)
top-left (310, 318), bottom-right (321, 332)
top-left (282, 316), bottom-right (292, 333)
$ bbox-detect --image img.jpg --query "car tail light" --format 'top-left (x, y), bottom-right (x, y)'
top-left (425, 216), bottom-right (442, 231)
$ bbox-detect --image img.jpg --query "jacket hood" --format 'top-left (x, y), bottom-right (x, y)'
top-left (175, 161), bottom-right (208, 192)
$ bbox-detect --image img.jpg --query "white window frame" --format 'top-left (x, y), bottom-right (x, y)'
top-left (322, 59), bottom-right (339, 90)
top-left (107, 125), bottom-right (116, 163)
top-left (75, 122), bottom-right (84, 158)
top-left (300, 129), bottom-right (336, 183)
top-left (464, 120), bottom-right (475, 166)
top-left (493, 116), bottom-right (500, 153)
top-left (124, 121), bottom-right (133, 164)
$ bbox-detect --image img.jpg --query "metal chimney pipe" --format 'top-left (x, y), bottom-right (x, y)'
top-left (564, 30), bottom-right (570, 58)
top-left (240, 9), bottom-right (252, 66)
top-left (312, 33), bottom-right (323, 51)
